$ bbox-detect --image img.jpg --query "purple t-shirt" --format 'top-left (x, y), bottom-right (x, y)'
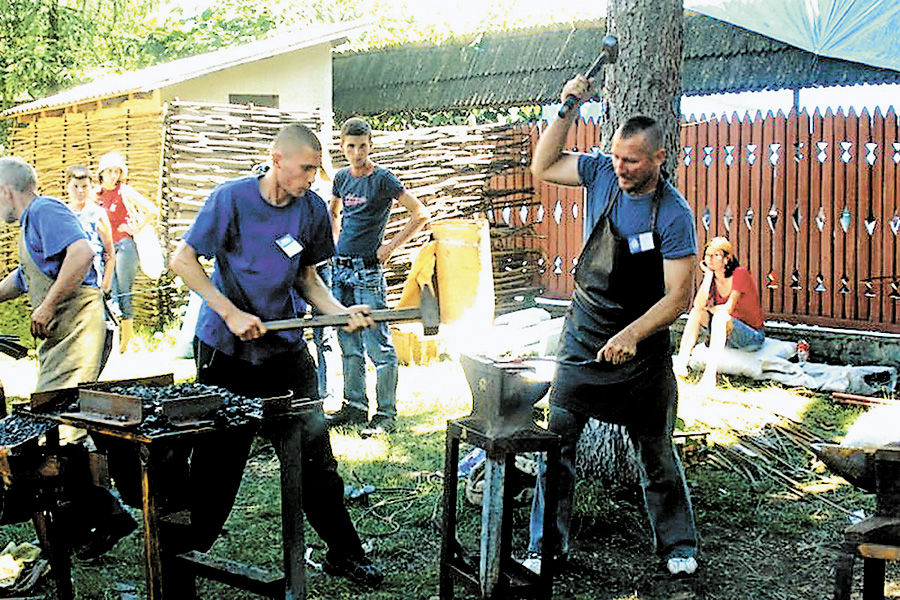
top-left (16, 196), bottom-right (97, 292)
top-left (332, 165), bottom-right (404, 257)
top-left (185, 176), bottom-right (334, 364)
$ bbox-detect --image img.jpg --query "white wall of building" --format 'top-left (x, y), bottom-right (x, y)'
top-left (160, 44), bottom-right (333, 122)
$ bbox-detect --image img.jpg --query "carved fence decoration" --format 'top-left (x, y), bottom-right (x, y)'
top-left (489, 109), bottom-right (900, 333)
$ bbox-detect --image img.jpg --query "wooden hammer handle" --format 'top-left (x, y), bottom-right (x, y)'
top-left (263, 307), bottom-right (421, 331)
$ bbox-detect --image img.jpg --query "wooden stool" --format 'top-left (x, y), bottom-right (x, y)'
top-left (833, 516), bottom-right (900, 600)
top-left (439, 418), bottom-right (560, 600)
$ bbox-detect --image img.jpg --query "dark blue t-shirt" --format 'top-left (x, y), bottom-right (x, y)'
top-left (16, 196), bottom-right (97, 292)
top-left (332, 166), bottom-right (405, 257)
top-left (185, 176), bottom-right (334, 364)
top-left (579, 153), bottom-right (696, 259)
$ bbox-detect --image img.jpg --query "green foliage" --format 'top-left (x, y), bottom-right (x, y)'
top-left (118, 0), bottom-right (285, 68)
top-left (0, 0), bottom-right (156, 111)
top-left (0, 297), bottom-right (35, 348)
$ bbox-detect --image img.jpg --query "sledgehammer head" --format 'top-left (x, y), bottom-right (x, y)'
top-left (420, 285), bottom-right (440, 336)
top-left (586, 35), bottom-right (619, 79)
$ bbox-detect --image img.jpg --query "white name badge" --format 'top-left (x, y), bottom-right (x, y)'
top-left (627, 231), bottom-right (655, 254)
top-left (276, 234), bottom-right (303, 258)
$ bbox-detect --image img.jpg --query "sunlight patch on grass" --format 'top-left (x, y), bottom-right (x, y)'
top-left (411, 419), bottom-right (455, 434)
top-left (330, 433), bottom-right (391, 461)
top-left (799, 480), bottom-right (845, 494)
top-left (678, 377), bottom-right (820, 435)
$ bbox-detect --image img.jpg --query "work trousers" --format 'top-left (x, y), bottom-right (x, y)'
top-left (528, 368), bottom-right (698, 559)
top-left (194, 339), bottom-right (366, 560)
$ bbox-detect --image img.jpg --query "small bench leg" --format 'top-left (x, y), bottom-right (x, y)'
top-left (862, 557), bottom-right (885, 600)
top-left (832, 550), bottom-right (854, 600)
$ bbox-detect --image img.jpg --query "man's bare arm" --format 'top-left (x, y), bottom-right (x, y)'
top-left (170, 240), bottom-right (264, 341)
top-left (531, 75), bottom-right (593, 187)
top-left (0, 271), bottom-right (23, 302)
top-left (597, 255), bottom-right (697, 364)
top-left (377, 190), bottom-right (429, 263)
top-left (328, 195), bottom-right (342, 245)
top-left (296, 265), bottom-right (374, 332)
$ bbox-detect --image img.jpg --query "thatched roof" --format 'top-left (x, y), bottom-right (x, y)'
top-left (333, 14), bottom-right (900, 116)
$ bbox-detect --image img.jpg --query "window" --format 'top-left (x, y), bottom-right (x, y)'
top-left (228, 94), bottom-right (279, 109)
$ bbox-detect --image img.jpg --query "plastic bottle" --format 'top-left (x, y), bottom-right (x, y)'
top-left (796, 339), bottom-right (810, 363)
top-left (457, 447), bottom-right (486, 479)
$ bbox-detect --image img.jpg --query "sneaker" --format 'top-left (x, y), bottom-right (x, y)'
top-left (520, 551), bottom-right (542, 575)
top-left (323, 553), bottom-right (384, 587)
top-left (75, 512), bottom-right (138, 560)
top-left (667, 555), bottom-right (698, 576)
top-left (326, 403), bottom-right (368, 428)
top-left (360, 415), bottom-right (396, 438)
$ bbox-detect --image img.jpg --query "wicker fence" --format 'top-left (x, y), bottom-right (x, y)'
top-left (162, 107), bottom-right (545, 319)
top-left (4, 101), bottom-right (166, 325)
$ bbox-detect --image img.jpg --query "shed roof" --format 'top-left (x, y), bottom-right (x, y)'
top-left (333, 14), bottom-right (900, 116)
top-left (1, 19), bottom-right (371, 119)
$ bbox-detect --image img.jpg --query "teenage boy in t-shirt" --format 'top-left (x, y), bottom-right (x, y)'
top-left (326, 117), bottom-right (429, 437)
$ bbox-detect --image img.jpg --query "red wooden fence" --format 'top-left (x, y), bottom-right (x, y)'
top-left (488, 108), bottom-right (900, 333)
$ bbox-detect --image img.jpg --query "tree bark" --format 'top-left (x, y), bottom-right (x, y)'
top-left (601, 0), bottom-right (685, 176)
top-left (577, 0), bottom-right (684, 487)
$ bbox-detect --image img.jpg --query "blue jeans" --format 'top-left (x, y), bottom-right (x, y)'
top-left (529, 368), bottom-right (698, 559)
top-left (312, 262), bottom-right (336, 399)
top-left (112, 237), bottom-right (139, 319)
top-left (332, 258), bottom-right (398, 419)
top-left (726, 317), bottom-right (765, 350)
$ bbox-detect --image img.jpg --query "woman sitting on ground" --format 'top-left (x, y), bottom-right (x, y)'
top-left (673, 237), bottom-right (765, 388)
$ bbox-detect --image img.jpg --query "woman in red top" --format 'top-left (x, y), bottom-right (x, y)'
top-left (673, 237), bottom-right (765, 388)
top-left (94, 152), bottom-right (160, 353)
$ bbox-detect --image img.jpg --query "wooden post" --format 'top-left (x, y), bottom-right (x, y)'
top-left (272, 418), bottom-right (307, 600)
top-left (479, 456), bottom-right (505, 597)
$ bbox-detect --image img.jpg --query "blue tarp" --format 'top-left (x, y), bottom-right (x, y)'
top-left (685, 0), bottom-right (900, 73)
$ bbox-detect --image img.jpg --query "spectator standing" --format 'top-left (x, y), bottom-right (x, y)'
top-left (64, 165), bottom-right (117, 375)
top-left (94, 152), bottom-right (159, 353)
top-left (326, 117), bottom-right (429, 437)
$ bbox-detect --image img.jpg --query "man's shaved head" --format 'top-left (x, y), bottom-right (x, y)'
top-left (273, 123), bottom-right (322, 154)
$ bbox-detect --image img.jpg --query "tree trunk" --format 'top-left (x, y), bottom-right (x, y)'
top-left (601, 0), bottom-right (685, 176)
top-left (577, 0), bottom-right (684, 487)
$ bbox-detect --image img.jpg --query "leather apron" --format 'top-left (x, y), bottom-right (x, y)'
top-left (18, 232), bottom-right (105, 392)
top-left (552, 180), bottom-right (670, 427)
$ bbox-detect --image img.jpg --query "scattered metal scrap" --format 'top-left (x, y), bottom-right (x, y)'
top-left (707, 416), bottom-right (857, 516)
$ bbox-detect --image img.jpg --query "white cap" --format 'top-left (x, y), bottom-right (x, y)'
top-left (98, 152), bottom-right (128, 178)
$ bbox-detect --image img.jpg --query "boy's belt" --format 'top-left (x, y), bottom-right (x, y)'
top-left (334, 256), bottom-right (379, 268)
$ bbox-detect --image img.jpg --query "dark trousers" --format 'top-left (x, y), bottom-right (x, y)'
top-left (194, 339), bottom-right (365, 559)
top-left (529, 368), bottom-right (698, 559)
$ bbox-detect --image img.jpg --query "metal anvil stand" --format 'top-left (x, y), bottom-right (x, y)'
top-left (26, 379), bottom-right (311, 600)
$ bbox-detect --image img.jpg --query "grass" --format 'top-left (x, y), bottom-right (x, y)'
top-left (0, 341), bottom-right (896, 598)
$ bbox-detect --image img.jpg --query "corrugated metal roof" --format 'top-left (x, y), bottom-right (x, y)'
top-left (1, 19), bottom-right (371, 119)
top-left (333, 15), bottom-right (900, 115)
